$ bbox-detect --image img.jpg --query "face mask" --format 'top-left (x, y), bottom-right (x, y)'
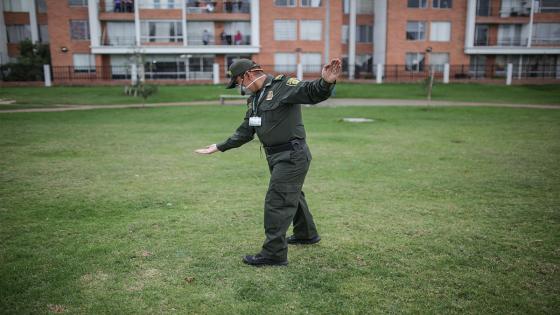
top-left (239, 74), bottom-right (266, 96)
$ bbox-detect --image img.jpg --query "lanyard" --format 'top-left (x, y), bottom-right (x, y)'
top-left (252, 81), bottom-right (271, 116)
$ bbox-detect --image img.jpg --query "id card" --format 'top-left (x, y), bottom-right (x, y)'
top-left (249, 116), bottom-right (262, 127)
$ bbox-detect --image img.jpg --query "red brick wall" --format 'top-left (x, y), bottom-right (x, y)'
top-left (46, 0), bottom-right (91, 67)
top-left (386, 0), bottom-right (469, 65)
top-left (255, 0), bottom-right (342, 66)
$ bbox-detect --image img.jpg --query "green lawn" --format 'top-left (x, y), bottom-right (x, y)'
top-left (1, 105), bottom-right (559, 314)
top-left (0, 83), bottom-right (559, 110)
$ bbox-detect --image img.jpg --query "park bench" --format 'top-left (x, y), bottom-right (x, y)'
top-left (219, 94), bottom-right (249, 105)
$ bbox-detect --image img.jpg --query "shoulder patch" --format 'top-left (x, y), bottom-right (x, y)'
top-left (274, 74), bottom-right (284, 81)
top-left (286, 77), bottom-right (300, 86)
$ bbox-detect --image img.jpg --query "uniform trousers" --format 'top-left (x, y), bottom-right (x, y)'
top-left (260, 141), bottom-right (319, 261)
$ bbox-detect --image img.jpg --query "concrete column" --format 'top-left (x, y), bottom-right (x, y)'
top-left (28, 0), bottom-right (39, 43)
top-left (506, 63), bottom-right (513, 85)
top-left (250, 0), bottom-right (260, 47)
top-left (527, 0), bottom-right (535, 47)
top-left (213, 63), bottom-right (219, 84)
top-left (465, 0), bottom-right (477, 48)
top-left (557, 55), bottom-right (560, 79)
top-left (373, 0), bottom-right (387, 65)
top-left (88, 0), bottom-right (101, 46)
top-left (0, 0), bottom-right (8, 64)
top-left (182, 0), bottom-right (188, 45)
top-left (297, 63), bottom-right (303, 80)
top-left (443, 63), bottom-right (450, 83)
top-left (324, 0), bottom-right (330, 63)
top-left (44, 64), bottom-right (52, 87)
top-left (376, 64), bottom-right (383, 84)
top-left (131, 63), bottom-right (138, 84)
top-left (135, 0), bottom-right (141, 46)
top-left (348, 0), bottom-right (357, 80)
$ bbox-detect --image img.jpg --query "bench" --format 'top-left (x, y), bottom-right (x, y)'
top-left (219, 94), bottom-right (249, 105)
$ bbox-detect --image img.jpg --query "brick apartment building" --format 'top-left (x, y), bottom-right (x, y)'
top-left (1, 0), bottom-right (559, 82)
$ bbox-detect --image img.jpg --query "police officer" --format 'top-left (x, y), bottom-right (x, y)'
top-left (195, 58), bottom-right (341, 266)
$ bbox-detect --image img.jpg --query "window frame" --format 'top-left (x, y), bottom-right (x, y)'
top-left (274, 19), bottom-right (297, 41)
top-left (274, 0), bottom-right (297, 7)
top-left (407, 0), bottom-right (427, 9)
top-left (405, 52), bottom-right (426, 72)
top-left (300, 20), bottom-right (322, 41)
top-left (429, 21), bottom-right (451, 42)
top-left (70, 20), bottom-right (90, 41)
top-left (300, 0), bottom-right (322, 7)
top-left (406, 21), bottom-right (426, 41)
top-left (68, 0), bottom-right (88, 7)
top-left (432, 0), bottom-right (452, 9)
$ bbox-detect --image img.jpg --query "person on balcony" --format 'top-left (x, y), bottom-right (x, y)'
top-left (125, 0), bottom-right (133, 12)
top-left (114, 0), bottom-right (122, 12)
top-left (202, 29), bottom-right (211, 45)
top-left (234, 31), bottom-right (242, 45)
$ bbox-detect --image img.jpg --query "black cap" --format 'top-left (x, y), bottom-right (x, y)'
top-left (226, 59), bottom-right (259, 89)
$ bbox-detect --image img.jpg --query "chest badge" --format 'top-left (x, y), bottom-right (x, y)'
top-left (266, 91), bottom-right (274, 100)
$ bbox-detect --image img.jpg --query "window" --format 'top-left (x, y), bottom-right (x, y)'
top-left (406, 21), bottom-right (426, 40)
top-left (275, 0), bottom-right (296, 7)
top-left (475, 24), bottom-right (489, 46)
top-left (357, 25), bottom-right (373, 42)
top-left (106, 22), bottom-right (135, 46)
top-left (3, 0), bottom-right (32, 11)
top-left (70, 20), bottom-right (90, 40)
top-left (39, 25), bottom-right (49, 43)
top-left (224, 22), bottom-right (251, 45)
top-left (68, 0), bottom-right (88, 6)
top-left (408, 0), bottom-right (427, 8)
top-left (405, 52), bottom-right (425, 71)
top-left (342, 25), bottom-right (349, 43)
top-left (300, 20), bottom-right (322, 40)
top-left (274, 20), bottom-right (297, 40)
top-left (538, 0), bottom-right (560, 12)
top-left (532, 23), bottom-right (560, 45)
top-left (275, 53), bottom-right (297, 72)
top-left (433, 0), bottom-right (452, 8)
top-left (144, 0), bottom-right (179, 9)
top-left (73, 54), bottom-right (96, 73)
top-left (430, 22), bottom-right (451, 42)
top-left (341, 25), bottom-right (372, 43)
top-left (141, 21), bottom-right (183, 43)
top-left (356, 54), bottom-right (373, 73)
top-left (6, 25), bottom-right (31, 43)
top-left (429, 52), bottom-right (449, 72)
top-left (301, 0), bottom-right (321, 7)
top-left (302, 53), bottom-right (322, 72)
top-left (37, 0), bottom-right (48, 13)
top-left (343, 0), bottom-right (375, 14)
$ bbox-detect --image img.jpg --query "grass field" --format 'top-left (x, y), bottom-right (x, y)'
top-left (0, 83), bottom-right (559, 110)
top-left (1, 105), bottom-right (559, 314)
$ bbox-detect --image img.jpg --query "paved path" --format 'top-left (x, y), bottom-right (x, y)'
top-left (0, 98), bottom-right (559, 113)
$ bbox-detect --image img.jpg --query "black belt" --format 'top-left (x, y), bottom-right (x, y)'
top-left (264, 139), bottom-right (305, 155)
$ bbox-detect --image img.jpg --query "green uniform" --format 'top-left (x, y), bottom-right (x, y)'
top-left (217, 74), bottom-right (335, 261)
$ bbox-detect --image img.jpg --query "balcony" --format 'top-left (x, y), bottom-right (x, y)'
top-left (101, 0), bottom-right (136, 12)
top-left (532, 37), bottom-right (560, 46)
top-left (498, 5), bottom-right (531, 17)
top-left (101, 36), bottom-right (137, 46)
top-left (186, 0), bottom-right (250, 14)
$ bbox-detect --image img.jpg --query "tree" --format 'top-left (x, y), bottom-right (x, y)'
top-left (0, 40), bottom-right (51, 81)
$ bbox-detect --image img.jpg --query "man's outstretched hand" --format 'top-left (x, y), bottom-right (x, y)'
top-left (322, 58), bottom-right (342, 83)
top-left (195, 144), bottom-right (219, 154)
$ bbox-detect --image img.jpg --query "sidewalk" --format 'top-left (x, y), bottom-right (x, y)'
top-left (1, 98), bottom-right (559, 113)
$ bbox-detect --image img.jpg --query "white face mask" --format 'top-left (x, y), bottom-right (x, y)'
top-left (240, 74), bottom-right (266, 96)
